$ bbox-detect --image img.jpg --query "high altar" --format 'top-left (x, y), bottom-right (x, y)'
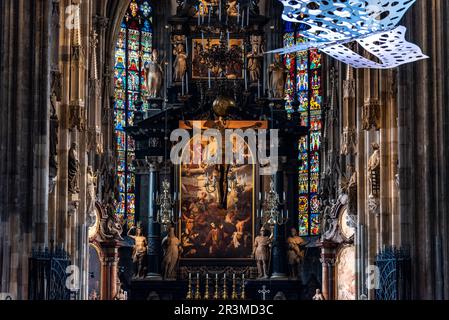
top-left (97, 0), bottom-right (323, 300)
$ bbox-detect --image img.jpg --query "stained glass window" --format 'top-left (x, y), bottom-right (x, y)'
top-left (283, 22), bottom-right (322, 236)
top-left (114, 0), bottom-right (153, 230)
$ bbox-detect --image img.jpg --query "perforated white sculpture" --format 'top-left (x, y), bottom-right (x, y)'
top-left (272, 0), bottom-right (428, 69)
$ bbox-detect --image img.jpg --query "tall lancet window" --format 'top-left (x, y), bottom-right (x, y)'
top-left (114, 0), bottom-right (153, 229)
top-left (283, 22), bottom-right (322, 236)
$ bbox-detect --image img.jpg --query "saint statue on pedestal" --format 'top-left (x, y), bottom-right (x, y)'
top-left (173, 43), bottom-right (187, 82)
top-left (68, 143), bottom-right (80, 194)
top-left (145, 49), bottom-right (164, 98)
top-left (286, 227), bottom-right (306, 279)
top-left (269, 53), bottom-right (286, 98)
top-left (128, 224), bottom-right (148, 278)
top-left (253, 227), bottom-right (273, 279)
top-left (162, 226), bottom-right (182, 280)
top-left (86, 166), bottom-right (97, 227)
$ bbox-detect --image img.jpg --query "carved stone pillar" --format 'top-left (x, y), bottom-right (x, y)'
top-left (342, 68), bottom-right (357, 158)
top-left (320, 242), bottom-right (337, 300)
top-left (100, 241), bottom-right (120, 300)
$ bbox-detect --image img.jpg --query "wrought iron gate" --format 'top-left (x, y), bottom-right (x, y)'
top-left (28, 248), bottom-right (72, 300)
top-left (375, 246), bottom-right (411, 300)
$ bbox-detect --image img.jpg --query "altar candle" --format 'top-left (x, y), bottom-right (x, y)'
top-left (219, 0), bottom-right (222, 21)
top-left (247, 7), bottom-right (250, 26)
top-left (206, 274), bottom-right (209, 280)
top-left (182, 77), bottom-right (185, 95)
top-left (283, 191), bottom-right (286, 201)
top-left (244, 69), bottom-right (248, 90)
top-left (198, 5), bottom-right (201, 25)
top-left (208, 5), bottom-right (212, 25)
top-left (237, 4), bottom-right (240, 24)
top-left (258, 80), bottom-right (261, 98)
top-left (208, 69), bottom-right (212, 89)
top-left (241, 8), bottom-right (244, 28)
top-left (227, 31), bottom-right (230, 47)
top-left (189, 273), bottom-right (192, 280)
top-left (186, 73), bottom-right (189, 94)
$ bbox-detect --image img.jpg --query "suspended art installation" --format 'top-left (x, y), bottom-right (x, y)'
top-left (272, 0), bottom-right (428, 69)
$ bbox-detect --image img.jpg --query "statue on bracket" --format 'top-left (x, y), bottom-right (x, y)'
top-left (99, 198), bottom-right (123, 241)
top-left (68, 142), bottom-right (80, 194)
top-left (253, 227), bottom-right (273, 279)
top-left (286, 227), bottom-right (306, 280)
top-left (173, 43), bottom-right (187, 82)
top-left (247, 35), bottom-right (263, 82)
top-left (162, 225), bottom-right (182, 280)
top-left (269, 53), bottom-right (286, 99)
top-left (128, 223), bottom-right (148, 278)
top-left (145, 49), bottom-right (164, 98)
top-left (86, 166), bottom-right (97, 227)
top-left (367, 142), bottom-right (380, 196)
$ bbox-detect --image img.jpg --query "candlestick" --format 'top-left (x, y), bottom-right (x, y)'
top-left (222, 274), bottom-right (228, 300)
top-left (195, 273), bottom-right (201, 300)
top-left (232, 274), bottom-right (238, 300)
top-left (240, 274), bottom-right (246, 300)
top-left (186, 273), bottom-right (192, 299)
top-left (204, 274), bottom-right (210, 300)
top-left (214, 274), bottom-right (219, 300)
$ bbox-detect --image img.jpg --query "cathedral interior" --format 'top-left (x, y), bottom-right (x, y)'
top-left (1, 0), bottom-right (449, 301)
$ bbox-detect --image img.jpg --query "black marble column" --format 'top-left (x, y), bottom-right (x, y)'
top-left (135, 159), bottom-right (162, 278)
top-left (271, 170), bottom-right (287, 279)
top-left (147, 162), bottom-right (162, 278)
